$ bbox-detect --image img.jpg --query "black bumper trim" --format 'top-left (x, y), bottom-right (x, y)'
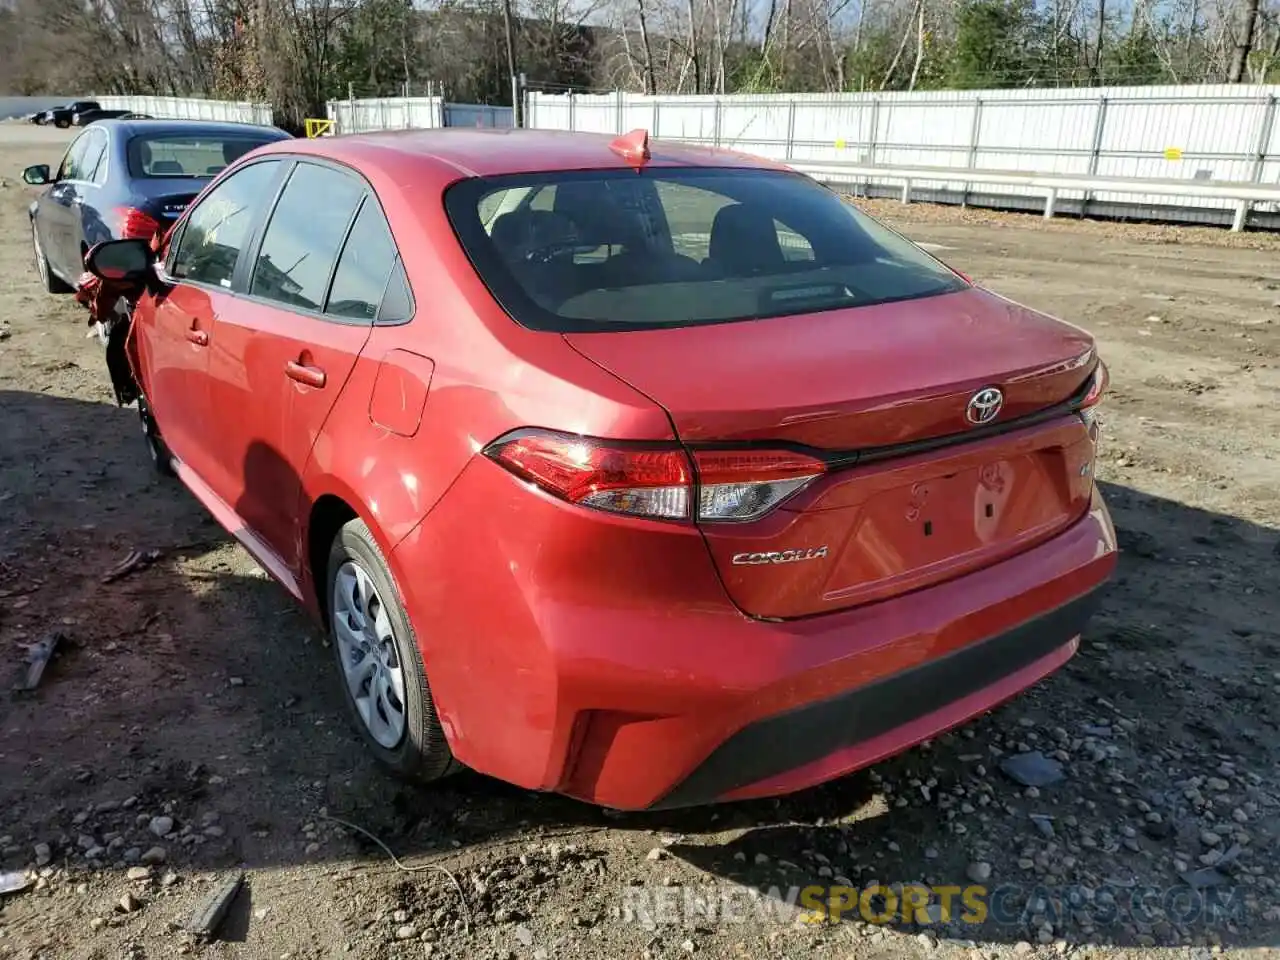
top-left (650, 587), bottom-right (1104, 810)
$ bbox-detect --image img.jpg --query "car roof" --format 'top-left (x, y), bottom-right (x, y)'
top-left (255, 127), bottom-right (788, 184)
top-left (98, 118), bottom-right (290, 140)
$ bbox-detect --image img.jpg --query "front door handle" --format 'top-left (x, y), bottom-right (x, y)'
top-left (185, 328), bottom-right (209, 347)
top-left (286, 360), bottom-right (326, 389)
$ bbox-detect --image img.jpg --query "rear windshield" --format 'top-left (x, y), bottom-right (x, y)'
top-left (127, 135), bottom-right (275, 179)
top-left (444, 167), bottom-right (966, 333)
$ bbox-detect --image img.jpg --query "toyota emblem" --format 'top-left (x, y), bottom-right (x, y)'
top-left (966, 387), bottom-right (1004, 425)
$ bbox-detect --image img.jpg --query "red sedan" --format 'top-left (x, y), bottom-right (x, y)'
top-left (84, 128), bottom-right (1116, 810)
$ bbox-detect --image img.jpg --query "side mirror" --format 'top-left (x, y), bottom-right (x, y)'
top-left (85, 238), bottom-right (154, 282)
top-left (22, 165), bottom-right (51, 185)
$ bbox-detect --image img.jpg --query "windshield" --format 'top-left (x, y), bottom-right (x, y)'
top-left (127, 134), bottom-right (275, 179)
top-left (445, 167), bottom-right (967, 333)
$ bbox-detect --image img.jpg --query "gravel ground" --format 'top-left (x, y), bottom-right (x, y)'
top-left (0, 124), bottom-right (1277, 960)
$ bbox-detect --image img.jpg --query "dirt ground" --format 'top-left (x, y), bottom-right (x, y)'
top-left (0, 124), bottom-right (1278, 960)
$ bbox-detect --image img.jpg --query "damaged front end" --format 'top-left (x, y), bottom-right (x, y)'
top-left (74, 232), bottom-right (164, 407)
top-left (77, 274), bottom-right (144, 407)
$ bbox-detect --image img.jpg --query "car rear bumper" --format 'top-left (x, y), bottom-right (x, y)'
top-left (391, 463), bottom-right (1116, 810)
top-left (651, 588), bottom-right (1098, 808)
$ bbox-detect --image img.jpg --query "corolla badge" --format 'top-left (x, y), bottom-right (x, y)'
top-left (965, 387), bottom-right (1004, 425)
top-left (732, 547), bottom-right (829, 565)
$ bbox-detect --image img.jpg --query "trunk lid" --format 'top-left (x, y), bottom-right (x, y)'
top-left (564, 287), bottom-right (1099, 619)
top-left (129, 180), bottom-right (205, 224)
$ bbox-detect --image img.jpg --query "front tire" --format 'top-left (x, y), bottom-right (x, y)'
top-left (31, 221), bottom-right (72, 294)
top-left (326, 519), bottom-right (458, 782)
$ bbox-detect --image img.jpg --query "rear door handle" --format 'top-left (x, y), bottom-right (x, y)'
top-left (185, 328), bottom-right (208, 346)
top-left (286, 361), bottom-right (326, 389)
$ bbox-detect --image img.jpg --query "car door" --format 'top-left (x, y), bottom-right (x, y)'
top-left (204, 160), bottom-right (380, 569)
top-left (66, 128), bottom-right (109, 260)
top-left (36, 132), bottom-right (92, 281)
top-left (140, 159), bottom-right (287, 485)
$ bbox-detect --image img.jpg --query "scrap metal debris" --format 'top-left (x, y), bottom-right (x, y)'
top-left (187, 871), bottom-right (244, 941)
top-left (101, 549), bottom-right (162, 585)
top-left (318, 812), bottom-right (471, 933)
top-left (0, 871), bottom-right (32, 895)
top-left (14, 632), bottom-right (64, 692)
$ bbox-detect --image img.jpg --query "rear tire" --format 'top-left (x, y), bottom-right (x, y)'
top-left (326, 519), bottom-right (459, 782)
top-left (31, 221), bottom-right (72, 294)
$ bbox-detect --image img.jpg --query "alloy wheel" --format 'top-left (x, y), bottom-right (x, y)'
top-left (331, 560), bottom-right (407, 749)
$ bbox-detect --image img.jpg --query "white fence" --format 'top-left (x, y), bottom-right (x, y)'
top-left (527, 85), bottom-right (1280, 223)
top-left (326, 96), bottom-right (444, 133)
top-left (97, 95), bottom-right (272, 126)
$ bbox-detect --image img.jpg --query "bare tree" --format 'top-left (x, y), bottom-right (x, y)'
top-left (1228, 0), bottom-right (1262, 79)
top-left (881, 0), bottom-right (922, 88)
top-left (907, 0), bottom-right (924, 89)
top-left (635, 0), bottom-right (658, 92)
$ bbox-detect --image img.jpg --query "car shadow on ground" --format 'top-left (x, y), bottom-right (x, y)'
top-left (1, 389), bottom-right (1276, 950)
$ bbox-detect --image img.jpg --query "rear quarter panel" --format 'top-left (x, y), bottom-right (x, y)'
top-left (296, 164), bottom-right (673, 542)
top-left (292, 160), bottom-right (677, 643)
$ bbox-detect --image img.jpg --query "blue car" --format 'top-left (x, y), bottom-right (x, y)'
top-left (24, 118), bottom-right (291, 294)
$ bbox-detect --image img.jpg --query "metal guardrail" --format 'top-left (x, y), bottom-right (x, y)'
top-left (789, 161), bottom-right (1280, 231)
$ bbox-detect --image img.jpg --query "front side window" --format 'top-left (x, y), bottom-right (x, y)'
top-left (250, 162), bottom-right (365, 312)
top-left (57, 134), bottom-right (91, 181)
top-left (80, 131), bottom-right (108, 184)
top-left (447, 168), bottom-right (966, 332)
top-left (171, 160), bottom-right (283, 288)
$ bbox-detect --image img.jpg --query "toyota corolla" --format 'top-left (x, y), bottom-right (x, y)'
top-left (81, 128), bottom-right (1116, 809)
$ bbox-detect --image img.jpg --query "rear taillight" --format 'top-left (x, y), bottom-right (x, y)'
top-left (1078, 362), bottom-right (1107, 444)
top-left (115, 207), bottom-right (161, 240)
top-left (1079, 362), bottom-right (1107, 409)
top-left (693, 449), bottom-right (826, 521)
top-left (483, 431), bottom-right (825, 522)
top-left (484, 431), bottom-right (692, 520)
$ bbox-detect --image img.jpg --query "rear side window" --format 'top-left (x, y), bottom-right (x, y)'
top-left (127, 134), bottom-right (277, 179)
top-left (376, 261), bottom-right (414, 324)
top-left (447, 168), bottom-right (965, 332)
top-left (171, 160), bottom-right (282, 288)
top-left (250, 163), bottom-right (364, 312)
top-left (325, 200), bottom-right (397, 321)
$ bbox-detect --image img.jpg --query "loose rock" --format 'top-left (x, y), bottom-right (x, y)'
top-left (126, 866), bottom-right (152, 881)
top-left (1000, 752), bottom-right (1065, 788)
top-left (967, 861), bottom-right (992, 883)
top-left (140, 846), bottom-right (167, 865)
top-left (150, 816), bottom-right (175, 838)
